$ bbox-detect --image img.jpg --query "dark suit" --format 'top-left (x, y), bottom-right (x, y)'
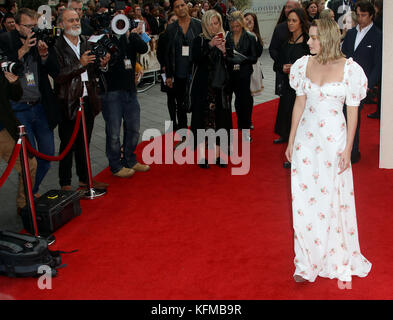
top-left (269, 22), bottom-right (290, 96)
top-left (341, 23), bottom-right (382, 159)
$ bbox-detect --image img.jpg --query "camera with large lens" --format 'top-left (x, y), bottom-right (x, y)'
top-left (32, 26), bottom-right (60, 48)
top-left (0, 49), bottom-right (24, 76)
top-left (89, 35), bottom-right (119, 65)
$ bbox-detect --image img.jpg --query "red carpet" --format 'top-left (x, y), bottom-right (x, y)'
top-left (1, 99), bottom-right (392, 300)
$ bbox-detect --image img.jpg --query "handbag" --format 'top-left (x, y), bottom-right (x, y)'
top-left (250, 59), bottom-right (264, 96)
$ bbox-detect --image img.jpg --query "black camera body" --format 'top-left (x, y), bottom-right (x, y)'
top-left (32, 26), bottom-right (60, 48)
top-left (89, 35), bottom-right (119, 65)
top-left (0, 50), bottom-right (24, 76)
top-left (129, 18), bottom-right (139, 31)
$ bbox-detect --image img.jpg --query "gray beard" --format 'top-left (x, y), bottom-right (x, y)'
top-left (65, 27), bottom-right (81, 37)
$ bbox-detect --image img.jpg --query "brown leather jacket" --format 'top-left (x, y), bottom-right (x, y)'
top-left (53, 34), bottom-right (102, 120)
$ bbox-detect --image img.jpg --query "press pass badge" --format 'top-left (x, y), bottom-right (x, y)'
top-left (182, 46), bottom-right (189, 57)
top-left (124, 59), bottom-right (132, 70)
top-left (25, 72), bottom-right (36, 86)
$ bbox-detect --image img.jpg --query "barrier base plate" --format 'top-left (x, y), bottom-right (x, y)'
top-left (82, 188), bottom-right (107, 199)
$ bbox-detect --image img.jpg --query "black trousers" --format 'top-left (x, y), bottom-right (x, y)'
top-left (376, 84), bottom-right (381, 115)
top-left (173, 77), bottom-right (189, 130)
top-left (166, 88), bottom-right (178, 131)
top-left (58, 97), bottom-right (95, 186)
top-left (229, 71), bottom-right (253, 129)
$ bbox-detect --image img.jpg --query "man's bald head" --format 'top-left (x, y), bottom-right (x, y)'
top-left (285, 0), bottom-right (301, 17)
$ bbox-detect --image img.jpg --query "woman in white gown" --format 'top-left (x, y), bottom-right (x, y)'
top-left (285, 18), bottom-right (372, 283)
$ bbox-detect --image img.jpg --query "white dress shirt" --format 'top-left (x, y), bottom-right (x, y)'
top-left (63, 35), bottom-right (89, 97)
top-left (354, 22), bottom-right (373, 51)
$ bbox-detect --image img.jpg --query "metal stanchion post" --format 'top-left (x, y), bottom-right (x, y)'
top-left (79, 98), bottom-right (106, 199)
top-left (18, 125), bottom-right (56, 245)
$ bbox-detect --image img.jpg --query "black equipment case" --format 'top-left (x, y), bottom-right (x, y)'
top-left (21, 190), bottom-right (82, 236)
top-left (0, 230), bottom-right (62, 277)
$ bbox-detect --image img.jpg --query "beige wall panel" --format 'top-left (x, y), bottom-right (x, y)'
top-left (380, 0), bottom-right (393, 168)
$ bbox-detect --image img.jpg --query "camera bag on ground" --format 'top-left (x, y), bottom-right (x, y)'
top-left (0, 230), bottom-right (64, 277)
top-left (21, 190), bottom-right (82, 237)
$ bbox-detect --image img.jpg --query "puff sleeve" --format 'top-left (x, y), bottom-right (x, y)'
top-left (289, 55), bottom-right (308, 96)
top-left (345, 59), bottom-right (368, 107)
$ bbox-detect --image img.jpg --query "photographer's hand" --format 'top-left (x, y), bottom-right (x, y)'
top-left (131, 22), bottom-right (143, 35)
top-left (100, 53), bottom-right (111, 68)
top-left (18, 32), bottom-right (37, 60)
top-left (80, 51), bottom-right (96, 67)
top-left (165, 78), bottom-right (173, 88)
top-left (38, 40), bottom-right (49, 60)
top-left (4, 71), bottom-right (19, 84)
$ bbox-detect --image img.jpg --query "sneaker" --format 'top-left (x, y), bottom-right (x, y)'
top-left (113, 167), bottom-right (135, 178)
top-left (61, 185), bottom-right (73, 191)
top-left (132, 162), bottom-right (150, 172)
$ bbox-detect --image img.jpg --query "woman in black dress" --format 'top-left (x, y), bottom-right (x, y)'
top-left (226, 11), bottom-right (258, 142)
top-left (273, 8), bottom-right (310, 167)
top-left (190, 9), bottom-right (232, 169)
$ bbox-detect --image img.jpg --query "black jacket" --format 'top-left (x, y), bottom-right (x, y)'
top-left (100, 33), bottom-right (148, 93)
top-left (269, 22), bottom-right (290, 95)
top-left (0, 29), bottom-right (61, 130)
top-left (53, 34), bottom-right (102, 120)
top-left (269, 22), bottom-right (290, 69)
top-left (226, 30), bottom-right (258, 78)
top-left (341, 24), bottom-right (382, 89)
top-left (164, 17), bottom-right (202, 79)
top-left (0, 71), bottom-right (23, 141)
top-left (157, 29), bottom-right (173, 93)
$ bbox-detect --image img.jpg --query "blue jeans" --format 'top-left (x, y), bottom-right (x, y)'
top-left (101, 90), bottom-right (140, 173)
top-left (11, 102), bottom-right (54, 194)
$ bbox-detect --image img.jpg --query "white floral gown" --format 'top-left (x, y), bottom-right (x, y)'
top-left (289, 55), bottom-right (372, 282)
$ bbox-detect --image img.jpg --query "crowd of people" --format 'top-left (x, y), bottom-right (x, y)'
top-left (0, 0), bottom-right (264, 208)
top-left (0, 0), bottom-right (384, 283)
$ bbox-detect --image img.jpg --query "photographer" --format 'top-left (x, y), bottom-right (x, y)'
top-left (0, 8), bottom-right (60, 198)
top-left (0, 69), bottom-right (37, 215)
top-left (99, 17), bottom-right (150, 178)
top-left (68, 0), bottom-right (95, 36)
top-left (53, 8), bottom-right (109, 191)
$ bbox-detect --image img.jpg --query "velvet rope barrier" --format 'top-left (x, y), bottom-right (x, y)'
top-left (26, 110), bottom-right (82, 161)
top-left (0, 139), bottom-right (22, 188)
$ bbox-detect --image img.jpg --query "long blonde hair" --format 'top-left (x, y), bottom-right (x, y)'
top-left (228, 10), bottom-right (247, 30)
top-left (201, 9), bottom-right (224, 40)
top-left (311, 18), bottom-right (345, 64)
